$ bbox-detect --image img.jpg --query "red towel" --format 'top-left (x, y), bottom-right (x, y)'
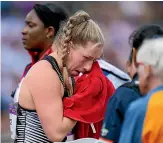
top-left (63, 61), bottom-right (115, 139)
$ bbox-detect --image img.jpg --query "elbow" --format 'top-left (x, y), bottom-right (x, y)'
top-left (48, 132), bottom-right (66, 142)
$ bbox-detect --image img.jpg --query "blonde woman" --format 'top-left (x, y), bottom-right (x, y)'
top-left (10, 10), bottom-right (104, 143)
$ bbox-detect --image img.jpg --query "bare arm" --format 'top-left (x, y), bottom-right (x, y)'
top-left (25, 60), bottom-right (77, 142)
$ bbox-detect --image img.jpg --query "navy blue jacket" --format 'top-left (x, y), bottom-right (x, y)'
top-left (100, 75), bottom-right (141, 143)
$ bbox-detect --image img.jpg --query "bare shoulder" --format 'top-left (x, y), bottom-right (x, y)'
top-left (25, 59), bottom-right (61, 80)
top-left (27, 60), bottom-right (53, 75)
top-left (24, 59), bottom-right (63, 96)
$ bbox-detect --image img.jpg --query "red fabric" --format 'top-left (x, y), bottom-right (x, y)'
top-left (28, 48), bottom-right (52, 64)
top-left (63, 61), bottom-right (115, 139)
top-left (20, 48), bottom-right (52, 80)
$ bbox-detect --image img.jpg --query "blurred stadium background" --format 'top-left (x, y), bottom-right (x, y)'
top-left (1, 1), bottom-right (163, 142)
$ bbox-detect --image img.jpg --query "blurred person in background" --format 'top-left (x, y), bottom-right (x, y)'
top-left (97, 24), bottom-right (163, 143)
top-left (10, 10), bottom-right (105, 142)
top-left (119, 37), bottom-right (163, 143)
top-left (11, 3), bottom-right (68, 100)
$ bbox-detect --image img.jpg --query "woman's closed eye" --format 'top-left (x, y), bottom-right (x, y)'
top-left (84, 56), bottom-right (95, 61)
top-left (25, 21), bottom-right (36, 28)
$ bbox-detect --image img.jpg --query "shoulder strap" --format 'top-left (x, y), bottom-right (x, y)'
top-left (43, 55), bottom-right (68, 97)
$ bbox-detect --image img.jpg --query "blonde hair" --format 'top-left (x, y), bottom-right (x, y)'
top-left (137, 37), bottom-right (163, 81)
top-left (54, 10), bottom-right (104, 96)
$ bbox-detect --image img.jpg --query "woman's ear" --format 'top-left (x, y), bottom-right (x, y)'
top-left (67, 41), bottom-right (74, 52)
top-left (69, 41), bottom-right (73, 47)
top-left (46, 26), bottom-right (55, 38)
